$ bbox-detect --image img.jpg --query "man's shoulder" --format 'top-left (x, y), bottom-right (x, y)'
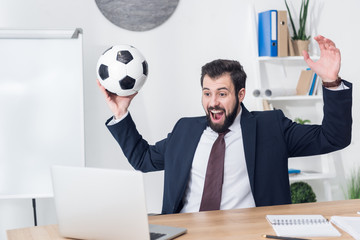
top-left (170, 116), bottom-right (207, 131)
top-left (178, 115), bottom-right (207, 121)
top-left (246, 108), bottom-right (285, 119)
top-left (176, 116), bottom-right (207, 126)
top-left (166, 116), bottom-right (207, 140)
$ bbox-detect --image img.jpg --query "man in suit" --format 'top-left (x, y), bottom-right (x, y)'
top-left (97, 35), bottom-right (352, 214)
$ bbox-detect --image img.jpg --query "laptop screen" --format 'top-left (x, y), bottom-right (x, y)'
top-left (51, 166), bottom-right (186, 240)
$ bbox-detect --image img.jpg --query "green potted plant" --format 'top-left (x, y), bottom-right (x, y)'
top-left (284, 0), bottom-right (311, 55)
top-left (344, 167), bottom-right (360, 199)
top-left (290, 181), bottom-right (317, 203)
top-left (294, 117), bottom-right (311, 124)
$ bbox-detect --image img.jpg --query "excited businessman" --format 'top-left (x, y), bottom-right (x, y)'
top-left (98, 35), bottom-right (352, 214)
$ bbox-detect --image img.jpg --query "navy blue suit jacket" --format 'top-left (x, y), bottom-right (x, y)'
top-left (107, 81), bottom-right (352, 214)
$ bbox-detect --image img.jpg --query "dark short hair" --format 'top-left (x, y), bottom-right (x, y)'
top-left (200, 59), bottom-right (247, 94)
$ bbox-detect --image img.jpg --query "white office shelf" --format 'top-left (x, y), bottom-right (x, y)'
top-left (257, 56), bottom-right (320, 62)
top-left (289, 172), bottom-right (335, 182)
top-left (265, 95), bottom-right (323, 102)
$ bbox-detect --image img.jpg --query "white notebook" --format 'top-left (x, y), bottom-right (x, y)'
top-left (266, 215), bottom-right (341, 237)
top-left (331, 216), bottom-right (360, 240)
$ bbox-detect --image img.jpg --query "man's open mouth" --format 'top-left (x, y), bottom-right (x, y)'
top-left (210, 109), bottom-right (225, 121)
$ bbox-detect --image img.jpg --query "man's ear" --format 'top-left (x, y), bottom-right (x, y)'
top-left (238, 88), bottom-right (246, 102)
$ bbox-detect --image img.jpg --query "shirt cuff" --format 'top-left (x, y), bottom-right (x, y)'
top-left (325, 81), bottom-right (349, 91)
top-left (107, 111), bottom-right (129, 126)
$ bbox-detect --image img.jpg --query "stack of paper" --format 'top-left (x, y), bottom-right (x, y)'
top-left (266, 215), bottom-right (341, 237)
top-left (331, 216), bottom-right (360, 240)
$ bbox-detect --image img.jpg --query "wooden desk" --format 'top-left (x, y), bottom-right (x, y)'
top-left (7, 199), bottom-right (360, 240)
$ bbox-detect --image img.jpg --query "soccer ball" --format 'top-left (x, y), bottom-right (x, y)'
top-left (96, 45), bottom-right (148, 96)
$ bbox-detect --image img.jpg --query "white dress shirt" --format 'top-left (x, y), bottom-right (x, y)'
top-left (180, 109), bottom-right (256, 213)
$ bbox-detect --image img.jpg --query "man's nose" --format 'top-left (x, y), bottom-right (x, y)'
top-left (210, 95), bottom-right (219, 107)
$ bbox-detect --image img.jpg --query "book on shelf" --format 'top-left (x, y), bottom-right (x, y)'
top-left (313, 75), bottom-right (321, 95)
top-left (296, 68), bottom-right (314, 95)
top-left (288, 168), bottom-right (301, 176)
top-left (308, 72), bottom-right (319, 95)
top-left (262, 99), bottom-right (274, 111)
top-left (266, 214), bottom-right (341, 238)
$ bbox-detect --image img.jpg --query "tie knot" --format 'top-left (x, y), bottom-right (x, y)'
top-left (218, 129), bottom-right (230, 137)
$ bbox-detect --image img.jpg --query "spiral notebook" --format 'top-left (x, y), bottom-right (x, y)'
top-left (266, 215), bottom-right (341, 237)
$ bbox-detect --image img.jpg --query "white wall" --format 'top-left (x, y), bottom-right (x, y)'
top-left (1, 0), bottom-right (359, 239)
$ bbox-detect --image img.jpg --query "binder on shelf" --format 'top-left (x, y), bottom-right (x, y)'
top-left (287, 28), bottom-right (295, 56)
top-left (296, 68), bottom-right (314, 95)
top-left (277, 10), bottom-right (288, 57)
top-left (258, 10), bottom-right (277, 57)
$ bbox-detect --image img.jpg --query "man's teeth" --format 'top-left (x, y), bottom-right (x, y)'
top-left (211, 110), bottom-right (223, 119)
top-left (211, 110), bottom-right (222, 114)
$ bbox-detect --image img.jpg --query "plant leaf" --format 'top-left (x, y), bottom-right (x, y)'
top-left (301, 0), bottom-right (310, 40)
top-left (299, 0), bottom-right (304, 38)
top-left (284, 0), bottom-right (298, 39)
top-left (303, 0), bottom-right (310, 40)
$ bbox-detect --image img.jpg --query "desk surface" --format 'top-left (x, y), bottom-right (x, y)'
top-left (7, 199), bottom-right (360, 240)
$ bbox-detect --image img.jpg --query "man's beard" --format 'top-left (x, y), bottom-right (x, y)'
top-left (206, 97), bottom-right (239, 133)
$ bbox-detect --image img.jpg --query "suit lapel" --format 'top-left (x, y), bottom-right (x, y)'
top-left (183, 117), bottom-right (208, 169)
top-left (240, 103), bottom-right (257, 194)
top-left (172, 117), bottom-right (207, 212)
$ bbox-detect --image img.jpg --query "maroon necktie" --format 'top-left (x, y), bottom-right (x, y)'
top-left (199, 129), bottom-right (230, 211)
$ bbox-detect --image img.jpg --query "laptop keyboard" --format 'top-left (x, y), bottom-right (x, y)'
top-left (150, 232), bottom-right (166, 240)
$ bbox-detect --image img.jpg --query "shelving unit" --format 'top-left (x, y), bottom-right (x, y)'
top-left (264, 95), bottom-right (322, 101)
top-left (253, 55), bottom-right (339, 201)
top-left (258, 56), bottom-right (319, 61)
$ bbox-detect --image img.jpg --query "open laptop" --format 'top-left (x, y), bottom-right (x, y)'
top-left (51, 165), bottom-right (187, 240)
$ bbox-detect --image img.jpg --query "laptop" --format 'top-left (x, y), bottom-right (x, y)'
top-left (51, 165), bottom-right (187, 240)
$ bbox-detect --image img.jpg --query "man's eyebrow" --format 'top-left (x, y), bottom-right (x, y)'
top-left (202, 87), bottom-right (229, 91)
top-left (217, 87), bottom-right (229, 91)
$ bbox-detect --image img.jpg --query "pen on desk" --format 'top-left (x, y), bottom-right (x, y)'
top-left (262, 234), bottom-right (310, 240)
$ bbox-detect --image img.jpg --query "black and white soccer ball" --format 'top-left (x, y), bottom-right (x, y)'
top-left (96, 45), bottom-right (148, 96)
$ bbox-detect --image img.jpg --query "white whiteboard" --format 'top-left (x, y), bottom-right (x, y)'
top-left (0, 29), bottom-right (84, 198)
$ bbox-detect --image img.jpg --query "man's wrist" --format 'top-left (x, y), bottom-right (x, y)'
top-left (114, 109), bottom-right (128, 120)
top-left (322, 76), bottom-right (342, 88)
top-left (114, 111), bottom-right (129, 121)
top-left (108, 111), bottom-right (129, 126)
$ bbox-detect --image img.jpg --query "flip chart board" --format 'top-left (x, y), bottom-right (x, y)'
top-left (0, 29), bottom-right (84, 198)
